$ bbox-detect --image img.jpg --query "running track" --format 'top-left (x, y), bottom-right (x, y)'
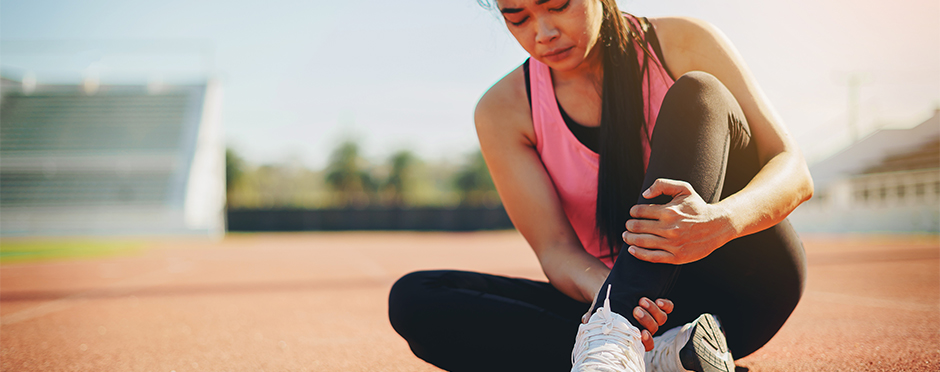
top-left (1, 232), bottom-right (937, 371)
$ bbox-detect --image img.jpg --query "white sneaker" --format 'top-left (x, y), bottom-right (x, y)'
top-left (645, 313), bottom-right (735, 372)
top-left (571, 285), bottom-right (646, 372)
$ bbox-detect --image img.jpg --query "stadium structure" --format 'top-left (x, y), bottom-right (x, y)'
top-left (0, 76), bottom-right (225, 237)
top-left (789, 109), bottom-right (940, 233)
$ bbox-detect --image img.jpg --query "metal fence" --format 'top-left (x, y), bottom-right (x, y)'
top-left (226, 207), bottom-right (514, 232)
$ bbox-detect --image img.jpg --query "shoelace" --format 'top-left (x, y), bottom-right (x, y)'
top-left (571, 285), bottom-right (645, 372)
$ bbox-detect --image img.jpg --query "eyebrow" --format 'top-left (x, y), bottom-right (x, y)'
top-left (500, 0), bottom-right (551, 14)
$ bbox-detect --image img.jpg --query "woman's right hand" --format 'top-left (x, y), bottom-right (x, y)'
top-left (582, 296), bottom-right (675, 351)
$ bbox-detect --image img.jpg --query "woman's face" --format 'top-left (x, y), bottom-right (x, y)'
top-left (496, 0), bottom-right (604, 72)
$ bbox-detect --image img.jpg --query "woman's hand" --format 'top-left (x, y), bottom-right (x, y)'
top-left (623, 178), bottom-right (737, 265)
top-left (581, 296), bottom-right (674, 351)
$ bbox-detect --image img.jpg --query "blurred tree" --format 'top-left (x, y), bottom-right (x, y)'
top-left (382, 150), bottom-right (417, 207)
top-left (225, 148), bottom-right (246, 208)
top-left (325, 140), bottom-right (376, 207)
top-left (226, 162), bottom-right (331, 209)
top-left (453, 150), bottom-right (500, 207)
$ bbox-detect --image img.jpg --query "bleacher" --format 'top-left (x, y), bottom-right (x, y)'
top-left (2, 93), bottom-right (190, 152)
top-left (863, 139), bottom-right (940, 175)
top-left (0, 79), bottom-right (224, 236)
top-left (789, 110), bottom-right (940, 233)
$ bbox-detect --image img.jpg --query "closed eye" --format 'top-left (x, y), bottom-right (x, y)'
top-left (509, 17), bottom-right (529, 26)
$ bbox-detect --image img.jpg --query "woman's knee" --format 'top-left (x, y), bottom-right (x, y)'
top-left (660, 71), bottom-right (749, 143)
top-left (666, 71), bottom-right (735, 112)
top-left (388, 270), bottom-right (439, 337)
top-left (671, 71), bottom-right (725, 97)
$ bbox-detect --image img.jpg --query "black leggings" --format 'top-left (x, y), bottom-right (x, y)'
top-left (388, 72), bottom-right (806, 372)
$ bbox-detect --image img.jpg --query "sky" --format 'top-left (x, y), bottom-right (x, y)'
top-left (2, 0), bottom-right (938, 168)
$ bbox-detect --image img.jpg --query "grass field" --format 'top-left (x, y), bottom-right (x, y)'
top-left (0, 238), bottom-right (148, 264)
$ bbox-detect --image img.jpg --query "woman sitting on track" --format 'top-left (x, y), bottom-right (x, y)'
top-left (389, 1), bottom-right (813, 371)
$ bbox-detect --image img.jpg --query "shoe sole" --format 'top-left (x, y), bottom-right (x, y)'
top-left (679, 313), bottom-right (735, 372)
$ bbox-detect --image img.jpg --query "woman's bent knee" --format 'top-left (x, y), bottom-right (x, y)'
top-left (667, 71), bottom-right (734, 111)
top-left (388, 270), bottom-right (440, 338)
top-left (659, 70), bottom-right (749, 145)
top-left (672, 71), bottom-right (723, 94)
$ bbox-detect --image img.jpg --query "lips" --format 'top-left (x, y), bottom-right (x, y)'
top-left (542, 46), bottom-right (574, 62)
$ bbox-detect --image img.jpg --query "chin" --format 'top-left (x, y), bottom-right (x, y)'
top-left (538, 55), bottom-right (587, 72)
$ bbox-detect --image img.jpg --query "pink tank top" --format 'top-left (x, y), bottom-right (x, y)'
top-left (530, 16), bottom-right (675, 268)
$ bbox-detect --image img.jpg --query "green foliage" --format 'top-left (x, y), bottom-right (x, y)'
top-left (224, 142), bottom-right (501, 209)
top-left (325, 140), bottom-right (376, 207)
top-left (225, 148), bottom-right (245, 193)
top-left (230, 164), bottom-right (329, 208)
top-left (381, 150), bottom-right (418, 207)
top-left (453, 150), bottom-right (500, 207)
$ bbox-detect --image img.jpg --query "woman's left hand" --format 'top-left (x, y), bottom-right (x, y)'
top-left (622, 178), bottom-right (737, 265)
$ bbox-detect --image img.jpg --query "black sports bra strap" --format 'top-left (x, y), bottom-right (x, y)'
top-left (638, 16), bottom-right (674, 79)
top-left (524, 58), bottom-right (532, 107)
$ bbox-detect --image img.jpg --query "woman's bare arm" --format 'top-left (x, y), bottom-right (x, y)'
top-left (474, 66), bottom-right (610, 303)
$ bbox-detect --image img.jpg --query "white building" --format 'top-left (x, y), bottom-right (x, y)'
top-left (0, 77), bottom-right (225, 237)
top-left (789, 111), bottom-right (940, 233)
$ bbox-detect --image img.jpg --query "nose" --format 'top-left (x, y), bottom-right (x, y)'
top-left (534, 18), bottom-right (559, 44)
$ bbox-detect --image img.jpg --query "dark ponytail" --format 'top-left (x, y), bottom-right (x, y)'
top-left (595, 1), bottom-right (650, 259)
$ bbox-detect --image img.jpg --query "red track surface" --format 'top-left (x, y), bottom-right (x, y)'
top-left (1, 232), bottom-right (938, 371)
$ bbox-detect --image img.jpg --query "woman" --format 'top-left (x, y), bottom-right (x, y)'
top-left (389, 1), bottom-right (813, 371)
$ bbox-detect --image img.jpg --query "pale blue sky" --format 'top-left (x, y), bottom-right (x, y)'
top-left (2, 0), bottom-right (938, 168)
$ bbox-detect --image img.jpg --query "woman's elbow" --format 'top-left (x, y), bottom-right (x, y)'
top-left (795, 155), bottom-right (814, 203)
top-left (801, 172), bottom-right (814, 203)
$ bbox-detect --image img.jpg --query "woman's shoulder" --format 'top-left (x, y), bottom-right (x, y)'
top-left (646, 16), bottom-right (715, 33)
top-left (647, 16), bottom-right (723, 47)
top-left (647, 16), bottom-right (734, 76)
top-left (474, 63), bottom-right (535, 144)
